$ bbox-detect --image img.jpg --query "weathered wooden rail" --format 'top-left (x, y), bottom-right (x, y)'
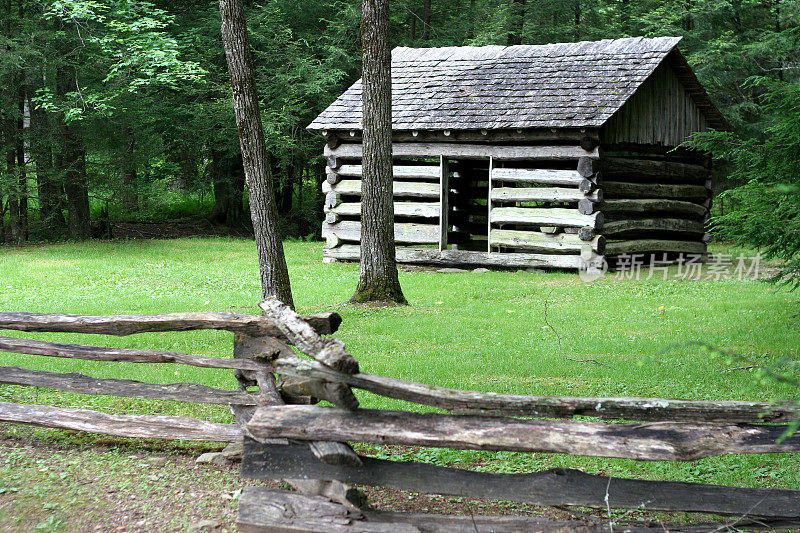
top-left (0, 309), bottom-right (342, 442)
top-left (2, 302), bottom-right (800, 532)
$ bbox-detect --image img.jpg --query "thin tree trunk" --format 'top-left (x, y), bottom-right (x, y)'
top-left (351, 0), bottom-right (407, 305)
top-left (55, 65), bottom-right (91, 240)
top-left (218, 0), bottom-right (294, 308)
top-left (16, 78), bottom-right (27, 242)
top-left (422, 0), bottom-right (431, 40)
top-left (7, 146), bottom-right (21, 244)
top-left (507, 0), bottom-right (525, 45)
top-left (121, 127), bottom-right (138, 211)
top-left (31, 92), bottom-right (66, 238)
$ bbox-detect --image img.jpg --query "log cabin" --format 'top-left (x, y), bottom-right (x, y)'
top-left (307, 36), bottom-right (729, 271)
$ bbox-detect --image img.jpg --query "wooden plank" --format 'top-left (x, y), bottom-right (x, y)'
top-left (324, 245), bottom-right (583, 269)
top-left (266, 352), bottom-right (800, 424)
top-left (0, 401), bottom-right (240, 441)
top-left (602, 218), bottom-right (706, 236)
top-left (326, 128), bottom-right (599, 144)
top-left (322, 179), bottom-right (439, 199)
top-left (491, 229), bottom-right (605, 254)
top-left (247, 405), bottom-right (800, 460)
top-left (603, 181), bottom-right (708, 201)
top-left (325, 143), bottom-right (598, 161)
top-left (0, 311), bottom-right (341, 337)
top-left (321, 221), bottom-right (439, 244)
top-left (0, 336), bottom-right (263, 371)
top-left (600, 199), bottom-right (708, 217)
top-left (605, 239), bottom-right (707, 256)
top-left (238, 486), bottom-right (732, 533)
top-left (326, 202), bottom-right (440, 219)
top-left (243, 440), bottom-right (800, 518)
top-left (439, 156), bottom-right (448, 250)
top-left (490, 207), bottom-right (602, 229)
top-left (600, 157), bottom-right (711, 183)
top-left (334, 164), bottom-right (440, 180)
top-left (491, 187), bottom-right (601, 203)
top-left (488, 167), bottom-right (583, 186)
top-left (0, 365), bottom-right (256, 405)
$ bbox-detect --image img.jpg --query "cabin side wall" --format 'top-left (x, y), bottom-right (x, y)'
top-left (321, 132), bottom-right (604, 270)
top-left (602, 62), bottom-right (709, 147)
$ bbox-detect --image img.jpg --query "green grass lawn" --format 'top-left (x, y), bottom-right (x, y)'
top-left (1, 238), bottom-right (799, 492)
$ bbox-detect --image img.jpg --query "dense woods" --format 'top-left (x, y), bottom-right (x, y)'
top-left (1, 0), bottom-right (798, 269)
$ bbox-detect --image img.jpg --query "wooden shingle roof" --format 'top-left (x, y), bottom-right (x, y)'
top-left (308, 36), bottom-right (727, 132)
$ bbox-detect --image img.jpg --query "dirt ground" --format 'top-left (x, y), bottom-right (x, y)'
top-left (0, 424), bottom-right (596, 532)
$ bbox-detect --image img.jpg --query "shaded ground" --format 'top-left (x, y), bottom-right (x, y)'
top-left (108, 219), bottom-right (252, 240)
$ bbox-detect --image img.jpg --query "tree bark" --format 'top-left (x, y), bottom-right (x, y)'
top-left (350, 0), bottom-right (406, 305)
top-left (209, 149), bottom-right (246, 227)
top-left (30, 91), bottom-right (66, 238)
top-left (507, 0), bottom-right (525, 45)
top-left (56, 66), bottom-right (91, 240)
top-left (421, 0), bottom-right (431, 40)
top-left (218, 0), bottom-right (294, 308)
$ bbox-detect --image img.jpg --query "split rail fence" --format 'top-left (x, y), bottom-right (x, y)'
top-left (2, 302), bottom-right (800, 532)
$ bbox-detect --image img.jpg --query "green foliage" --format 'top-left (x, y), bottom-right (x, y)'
top-left (691, 73), bottom-right (800, 286)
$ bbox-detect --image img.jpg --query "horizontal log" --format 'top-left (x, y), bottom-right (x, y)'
top-left (321, 221), bottom-right (439, 244)
top-left (600, 157), bottom-right (710, 182)
top-left (325, 143), bottom-right (598, 161)
top-left (600, 199), bottom-right (708, 217)
top-left (602, 218), bottom-right (706, 237)
top-left (322, 179), bottom-right (439, 199)
top-left (325, 191), bottom-right (342, 209)
top-left (490, 229), bottom-right (605, 254)
top-left (267, 351), bottom-right (800, 424)
top-left (324, 245), bottom-right (583, 269)
top-left (603, 181), bottom-right (709, 201)
top-left (0, 365), bottom-right (256, 405)
top-left (0, 336), bottom-right (263, 371)
top-left (0, 401), bottom-right (240, 441)
top-left (334, 164), bottom-right (440, 180)
top-left (326, 201), bottom-right (440, 219)
top-left (243, 440), bottom-right (800, 518)
top-left (604, 239), bottom-right (707, 256)
top-left (490, 168), bottom-right (584, 186)
top-left (0, 311), bottom-right (341, 337)
top-left (490, 207), bottom-right (603, 229)
top-left (247, 405), bottom-right (800, 460)
top-left (490, 187), bottom-right (601, 203)
top-left (324, 128), bottom-right (599, 144)
top-left (238, 486), bottom-right (739, 533)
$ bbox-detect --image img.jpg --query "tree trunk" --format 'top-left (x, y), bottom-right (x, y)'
top-left (209, 149), bottom-right (246, 227)
top-left (218, 0), bottom-right (294, 308)
top-left (56, 66), bottom-right (91, 240)
top-left (350, 0), bottom-right (407, 305)
top-left (121, 127), bottom-right (138, 211)
top-left (421, 0), bottom-right (431, 40)
top-left (30, 91), bottom-right (66, 239)
top-left (507, 0), bottom-right (525, 45)
top-left (16, 78), bottom-right (27, 242)
top-left (6, 146), bottom-right (22, 244)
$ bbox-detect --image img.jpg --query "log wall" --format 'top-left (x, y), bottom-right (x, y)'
top-left (321, 135), bottom-right (711, 272)
top-left (322, 137), bottom-right (605, 270)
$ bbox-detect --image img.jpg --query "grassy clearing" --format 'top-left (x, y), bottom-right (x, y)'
top-left (1, 238), bottom-right (799, 495)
